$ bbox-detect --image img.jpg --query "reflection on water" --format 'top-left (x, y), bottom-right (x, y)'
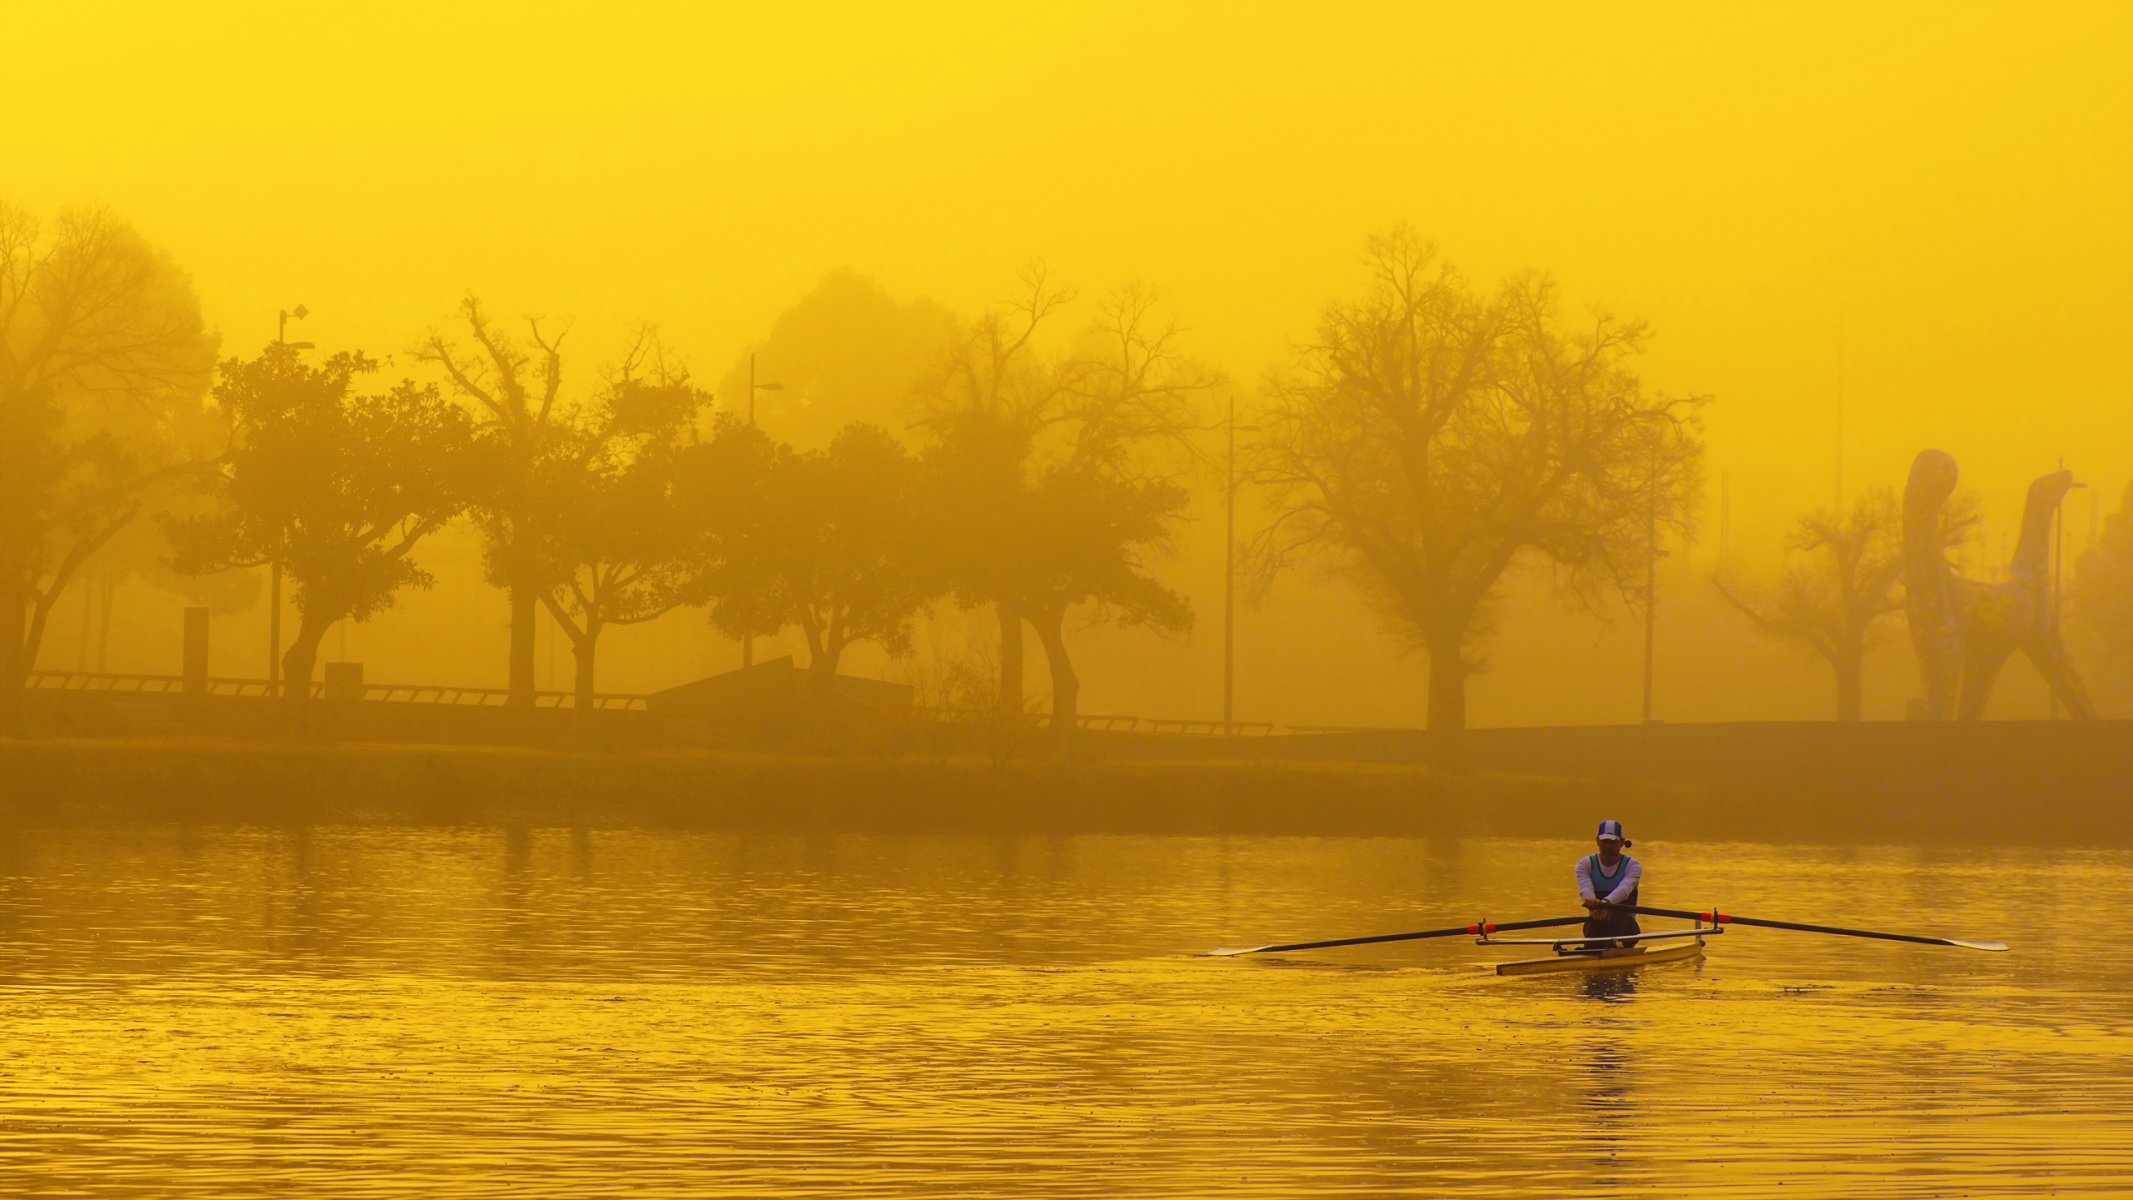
top-left (0, 828), bottom-right (2128, 1197)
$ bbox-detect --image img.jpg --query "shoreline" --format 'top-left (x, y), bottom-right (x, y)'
top-left (5, 732), bottom-right (2128, 848)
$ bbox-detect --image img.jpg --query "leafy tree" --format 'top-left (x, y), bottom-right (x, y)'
top-left (531, 361), bottom-right (708, 709)
top-left (0, 204), bottom-right (217, 725)
top-left (917, 272), bottom-right (1210, 742)
top-left (686, 419), bottom-right (937, 692)
top-left (167, 345), bottom-right (472, 735)
top-left (1253, 229), bottom-right (1704, 764)
top-left (1014, 463), bottom-right (1192, 731)
top-left (717, 269), bottom-right (959, 450)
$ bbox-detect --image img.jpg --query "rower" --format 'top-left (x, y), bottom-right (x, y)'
top-left (1577, 820), bottom-right (1642, 947)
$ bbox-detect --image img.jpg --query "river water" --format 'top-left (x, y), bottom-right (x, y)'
top-left (0, 827), bottom-right (2128, 1197)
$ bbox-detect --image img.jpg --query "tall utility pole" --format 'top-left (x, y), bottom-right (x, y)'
top-left (1642, 450), bottom-right (1661, 724)
top-left (742, 353), bottom-right (782, 669)
top-left (268, 305), bottom-right (312, 694)
top-left (1223, 399), bottom-right (1259, 735)
top-left (1833, 327), bottom-right (1845, 511)
top-left (2051, 455), bottom-right (2066, 719)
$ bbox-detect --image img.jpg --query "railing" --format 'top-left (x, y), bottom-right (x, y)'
top-left (23, 671), bottom-right (648, 711)
top-left (26, 671), bottom-right (273, 697)
top-left (27, 672), bottom-right (1369, 732)
top-left (1143, 719), bottom-right (1281, 737)
top-left (357, 684), bottom-right (646, 711)
top-left (911, 707), bottom-right (1294, 737)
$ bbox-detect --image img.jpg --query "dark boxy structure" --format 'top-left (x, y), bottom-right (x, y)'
top-left (647, 657), bottom-right (915, 749)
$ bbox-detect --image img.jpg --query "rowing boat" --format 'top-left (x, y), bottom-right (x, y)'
top-left (1480, 923), bottom-right (1716, 976)
top-left (1494, 939), bottom-right (1705, 976)
top-left (1204, 904), bottom-right (2008, 968)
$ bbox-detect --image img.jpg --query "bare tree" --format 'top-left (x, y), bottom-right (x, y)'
top-left (414, 297), bottom-right (577, 706)
top-left (1253, 229), bottom-right (1704, 765)
top-left (917, 268), bottom-right (1074, 718)
top-left (1715, 488), bottom-right (1938, 720)
top-left (0, 204), bottom-right (217, 727)
top-left (918, 270), bottom-right (1212, 744)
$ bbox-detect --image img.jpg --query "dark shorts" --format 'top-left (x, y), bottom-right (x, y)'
top-left (1583, 909), bottom-right (1642, 944)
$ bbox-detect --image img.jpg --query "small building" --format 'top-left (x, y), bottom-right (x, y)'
top-left (647, 657), bottom-right (914, 747)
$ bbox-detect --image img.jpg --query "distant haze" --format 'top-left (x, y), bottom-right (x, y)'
top-left (11, 1), bottom-right (2130, 727)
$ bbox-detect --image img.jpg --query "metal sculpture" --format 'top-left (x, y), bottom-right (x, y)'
top-left (1903, 450), bottom-right (2092, 720)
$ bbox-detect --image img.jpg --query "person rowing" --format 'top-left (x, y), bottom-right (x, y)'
top-left (1577, 819), bottom-right (1641, 947)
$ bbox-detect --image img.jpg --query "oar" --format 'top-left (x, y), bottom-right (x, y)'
top-left (1208, 915), bottom-right (1588, 957)
top-left (1621, 904), bottom-right (2008, 952)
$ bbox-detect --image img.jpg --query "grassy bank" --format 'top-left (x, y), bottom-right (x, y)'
top-left (4, 734), bottom-right (2127, 846)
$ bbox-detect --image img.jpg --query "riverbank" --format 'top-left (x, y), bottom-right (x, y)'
top-left (4, 731), bottom-right (2127, 846)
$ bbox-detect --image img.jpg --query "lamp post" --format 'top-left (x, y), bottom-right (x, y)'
top-left (267, 305), bottom-right (313, 695)
top-left (1641, 449), bottom-right (1669, 724)
top-left (1225, 398), bottom-right (1261, 736)
top-left (742, 352), bottom-right (782, 668)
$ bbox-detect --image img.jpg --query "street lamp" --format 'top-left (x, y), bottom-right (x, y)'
top-left (1641, 449), bottom-right (1669, 724)
top-left (748, 351), bottom-right (783, 425)
top-left (742, 352), bottom-right (782, 669)
top-left (1225, 398), bottom-right (1261, 736)
top-left (278, 304), bottom-right (314, 350)
top-left (267, 304), bottom-right (312, 695)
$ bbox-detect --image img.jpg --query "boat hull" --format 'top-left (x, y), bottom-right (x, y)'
top-left (1496, 939), bottom-right (1705, 976)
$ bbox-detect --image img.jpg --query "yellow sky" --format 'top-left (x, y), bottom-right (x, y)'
top-left (11, 0), bottom-right (2131, 723)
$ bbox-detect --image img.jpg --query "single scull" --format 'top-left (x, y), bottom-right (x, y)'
top-left (1207, 905), bottom-right (2008, 975)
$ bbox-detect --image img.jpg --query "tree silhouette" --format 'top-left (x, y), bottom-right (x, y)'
top-left (1712, 487), bottom-right (1973, 721)
top-left (0, 204), bottom-right (217, 727)
top-left (718, 269), bottom-right (959, 451)
top-left (684, 419), bottom-right (937, 692)
top-left (531, 353), bottom-right (708, 709)
top-left (167, 345), bottom-right (472, 736)
top-left (918, 271), bottom-right (1210, 742)
top-left (414, 297), bottom-right (576, 708)
top-left (1253, 230), bottom-right (1704, 764)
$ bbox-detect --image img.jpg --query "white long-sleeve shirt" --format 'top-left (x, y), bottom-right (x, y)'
top-left (1576, 854), bottom-right (1642, 903)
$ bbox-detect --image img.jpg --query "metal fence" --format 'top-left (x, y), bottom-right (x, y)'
top-left (23, 671), bottom-right (648, 711)
top-left (26, 672), bottom-right (1413, 734)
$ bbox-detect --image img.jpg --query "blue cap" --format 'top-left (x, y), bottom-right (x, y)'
top-left (1596, 819), bottom-right (1626, 842)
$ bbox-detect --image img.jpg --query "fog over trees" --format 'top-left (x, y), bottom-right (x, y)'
top-left (0, 205), bottom-right (218, 732)
top-left (1250, 231), bottom-right (1705, 761)
top-left (1714, 488), bottom-right (1980, 721)
top-left (5, 201), bottom-right (2130, 741)
top-left (166, 346), bottom-right (473, 735)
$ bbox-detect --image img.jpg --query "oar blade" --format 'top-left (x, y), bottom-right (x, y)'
top-left (1204, 915), bottom-right (1586, 958)
top-left (1623, 905), bottom-right (2010, 953)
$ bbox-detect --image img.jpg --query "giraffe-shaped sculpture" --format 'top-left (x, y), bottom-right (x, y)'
top-left (1903, 449), bottom-right (2093, 719)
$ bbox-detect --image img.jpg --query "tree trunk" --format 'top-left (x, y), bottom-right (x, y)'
top-left (508, 571), bottom-right (538, 707)
top-left (1426, 645), bottom-right (1469, 773)
top-left (77, 579), bottom-right (92, 670)
top-left (21, 590), bottom-right (58, 690)
top-left (280, 612), bottom-right (331, 741)
top-left (1030, 610), bottom-right (1078, 749)
top-left (997, 602), bottom-right (1024, 719)
top-left (572, 621), bottom-right (601, 711)
top-left (1834, 651), bottom-right (1863, 722)
top-left (95, 578), bottom-right (116, 672)
top-left (1, 586), bottom-right (29, 734)
top-left (807, 641), bottom-right (842, 694)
